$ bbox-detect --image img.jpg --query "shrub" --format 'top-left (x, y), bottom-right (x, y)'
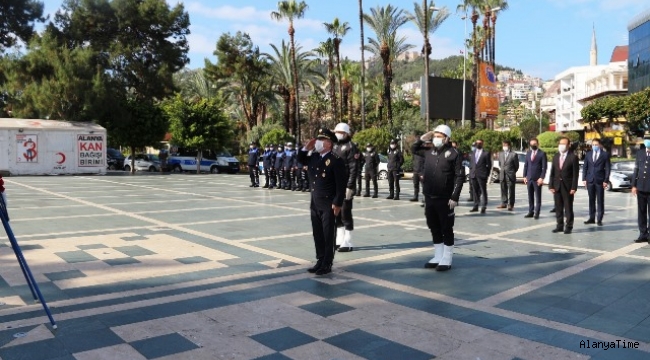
top-left (260, 129), bottom-right (294, 148)
top-left (353, 127), bottom-right (393, 153)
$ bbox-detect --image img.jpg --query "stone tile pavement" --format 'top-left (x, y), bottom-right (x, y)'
top-left (0, 173), bottom-right (649, 359)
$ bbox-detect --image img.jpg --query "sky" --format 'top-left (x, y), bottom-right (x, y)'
top-left (39, 0), bottom-right (650, 81)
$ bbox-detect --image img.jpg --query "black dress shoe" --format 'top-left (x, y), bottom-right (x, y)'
top-left (534, 214), bottom-right (540, 220)
top-left (524, 213), bottom-right (534, 218)
top-left (584, 220), bottom-right (596, 224)
top-left (436, 264), bottom-right (452, 271)
top-left (552, 228), bottom-right (564, 233)
top-left (307, 261), bottom-right (323, 273)
top-left (249, 184), bottom-right (255, 187)
top-left (420, 203), bottom-right (425, 208)
top-left (263, 185), bottom-right (269, 188)
top-left (334, 245), bottom-right (340, 250)
top-left (470, 207), bottom-right (478, 213)
top-left (386, 195), bottom-right (394, 199)
top-left (597, 222), bottom-right (603, 226)
top-left (315, 265), bottom-right (332, 275)
top-left (550, 208), bottom-right (556, 213)
top-left (372, 194), bottom-right (378, 198)
top-left (394, 195), bottom-right (400, 200)
top-left (338, 247), bottom-right (353, 252)
top-left (480, 207), bottom-right (486, 214)
top-left (363, 194), bottom-right (370, 197)
top-left (564, 228), bottom-right (573, 234)
top-left (409, 198), bottom-right (418, 202)
top-left (634, 237), bottom-right (648, 243)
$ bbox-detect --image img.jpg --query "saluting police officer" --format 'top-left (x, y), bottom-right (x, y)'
top-left (247, 142), bottom-right (261, 187)
top-left (387, 139), bottom-right (404, 200)
top-left (632, 133), bottom-right (650, 244)
top-left (262, 144), bottom-right (275, 188)
top-left (298, 129), bottom-right (346, 275)
top-left (412, 125), bottom-right (464, 271)
top-left (362, 143), bottom-right (380, 198)
top-left (411, 135), bottom-right (425, 202)
top-left (273, 144), bottom-right (285, 189)
top-left (332, 123), bottom-right (359, 252)
top-left (283, 142), bottom-right (296, 190)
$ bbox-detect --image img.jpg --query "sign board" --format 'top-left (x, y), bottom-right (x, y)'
top-left (16, 134), bottom-right (38, 163)
top-left (477, 61), bottom-right (500, 119)
top-left (77, 134), bottom-right (104, 167)
top-left (614, 137), bottom-right (623, 145)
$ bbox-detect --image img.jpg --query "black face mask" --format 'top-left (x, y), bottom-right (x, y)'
top-left (530, 145), bottom-right (538, 150)
top-left (476, 144), bottom-right (483, 150)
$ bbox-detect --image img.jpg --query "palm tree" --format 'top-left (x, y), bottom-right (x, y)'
top-left (173, 68), bottom-right (221, 101)
top-left (341, 60), bottom-right (361, 126)
top-left (486, 0), bottom-right (508, 68)
top-left (407, 1), bottom-right (450, 131)
top-left (363, 5), bottom-right (413, 132)
top-left (271, 0), bottom-right (308, 141)
top-left (367, 75), bottom-right (385, 123)
top-left (323, 18), bottom-right (351, 121)
top-left (457, 0), bottom-right (486, 128)
top-left (358, 0), bottom-right (366, 129)
top-left (314, 39), bottom-right (338, 120)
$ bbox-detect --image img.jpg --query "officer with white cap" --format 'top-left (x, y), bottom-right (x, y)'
top-left (332, 122), bottom-right (359, 252)
top-left (412, 125), bottom-right (464, 271)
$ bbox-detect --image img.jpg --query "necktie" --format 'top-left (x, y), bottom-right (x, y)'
top-left (531, 151), bottom-right (536, 161)
top-left (560, 154), bottom-right (566, 169)
top-left (593, 151), bottom-right (598, 162)
top-left (475, 151), bottom-right (480, 164)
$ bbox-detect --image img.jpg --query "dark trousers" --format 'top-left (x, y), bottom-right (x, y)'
top-left (264, 167), bottom-right (271, 186)
top-left (554, 186), bottom-right (575, 229)
top-left (587, 182), bottom-right (605, 222)
top-left (310, 198), bottom-right (336, 266)
top-left (388, 170), bottom-right (400, 195)
top-left (270, 168), bottom-right (278, 187)
top-left (365, 172), bottom-right (378, 195)
top-left (468, 180), bottom-right (474, 199)
top-left (412, 172), bottom-right (421, 199)
top-left (356, 174), bottom-right (362, 195)
top-left (335, 199), bottom-right (354, 230)
top-left (283, 168), bottom-right (292, 189)
top-left (302, 169), bottom-right (310, 190)
top-left (277, 168), bottom-right (285, 188)
top-left (638, 191), bottom-right (650, 238)
top-left (249, 167), bottom-right (259, 185)
top-left (526, 180), bottom-right (542, 215)
top-left (471, 177), bottom-right (488, 208)
top-left (500, 175), bottom-right (515, 206)
top-left (292, 168), bottom-right (302, 189)
top-left (425, 197), bottom-right (455, 246)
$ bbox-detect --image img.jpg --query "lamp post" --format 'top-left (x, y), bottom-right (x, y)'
top-left (461, 11), bottom-right (467, 127)
top-left (423, 3), bottom-right (439, 131)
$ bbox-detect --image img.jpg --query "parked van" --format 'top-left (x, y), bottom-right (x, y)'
top-left (167, 147), bottom-right (240, 174)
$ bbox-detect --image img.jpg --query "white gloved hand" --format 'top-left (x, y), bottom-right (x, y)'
top-left (420, 131), bottom-right (435, 142)
top-left (448, 199), bottom-right (457, 210)
top-left (345, 188), bottom-right (354, 200)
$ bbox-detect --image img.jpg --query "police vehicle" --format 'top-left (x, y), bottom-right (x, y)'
top-left (168, 147), bottom-right (240, 174)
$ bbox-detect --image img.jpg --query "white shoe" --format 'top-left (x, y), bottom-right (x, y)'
top-left (424, 243), bottom-right (444, 268)
top-left (339, 230), bottom-right (354, 252)
top-left (437, 245), bottom-right (454, 271)
top-left (335, 227), bottom-right (344, 248)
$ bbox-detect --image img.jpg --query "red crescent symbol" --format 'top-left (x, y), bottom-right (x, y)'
top-left (56, 152), bottom-right (66, 164)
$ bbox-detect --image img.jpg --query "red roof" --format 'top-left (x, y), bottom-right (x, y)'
top-left (610, 46), bottom-right (628, 62)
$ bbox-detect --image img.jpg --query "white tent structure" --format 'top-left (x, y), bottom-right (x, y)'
top-left (0, 118), bottom-right (106, 176)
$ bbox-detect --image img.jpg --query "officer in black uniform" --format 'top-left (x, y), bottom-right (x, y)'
top-left (332, 122), bottom-right (359, 252)
top-left (293, 145), bottom-right (304, 191)
top-left (411, 135), bottom-right (425, 202)
top-left (273, 144), bottom-right (285, 189)
top-left (298, 128), bottom-right (346, 276)
top-left (412, 125), bottom-right (464, 272)
top-left (354, 141), bottom-right (363, 196)
top-left (632, 132), bottom-right (650, 243)
top-left (301, 160), bottom-right (310, 192)
top-left (362, 143), bottom-right (380, 198)
top-left (247, 142), bottom-right (260, 187)
top-left (387, 139), bottom-right (404, 200)
top-left (262, 144), bottom-right (275, 188)
top-left (283, 142), bottom-right (296, 190)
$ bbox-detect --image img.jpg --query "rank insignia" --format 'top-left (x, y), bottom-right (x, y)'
top-left (445, 150), bottom-right (451, 158)
top-left (325, 159), bottom-right (330, 166)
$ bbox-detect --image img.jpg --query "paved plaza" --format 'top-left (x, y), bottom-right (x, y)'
top-left (0, 173), bottom-right (649, 359)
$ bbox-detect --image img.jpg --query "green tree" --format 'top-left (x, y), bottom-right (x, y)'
top-left (314, 38), bottom-right (337, 119)
top-left (260, 128), bottom-right (294, 148)
top-left (352, 127), bottom-right (393, 154)
top-left (162, 95), bottom-right (234, 173)
top-left (627, 88), bottom-right (650, 133)
top-left (0, 0), bottom-right (44, 51)
top-left (470, 129), bottom-right (506, 153)
top-left (173, 68), bottom-right (220, 101)
top-left (248, 122), bottom-right (284, 146)
top-left (323, 17), bottom-right (351, 120)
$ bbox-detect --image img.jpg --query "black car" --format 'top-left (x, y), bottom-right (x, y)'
top-left (610, 161), bottom-right (635, 178)
top-left (107, 148), bottom-right (125, 170)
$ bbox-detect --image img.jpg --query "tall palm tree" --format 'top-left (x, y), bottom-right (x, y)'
top-left (314, 39), bottom-right (338, 120)
top-left (358, 0), bottom-right (366, 129)
top-left (341, 60), bottom-right (361, 127)
top-left (323, 18), bottom-right (351, 122)
top-left (363, 5), bottom-right (413, 132)
top-left (271, 0), bottom-right (308, 140)
top-left (367, 75), bottom-right (385, 123)
top-left (407, 1), bottom-right (450, 131)
top-left (457, 0), bottom-right (486, 128)
top-left (486, 0), bottom-right (508, 69)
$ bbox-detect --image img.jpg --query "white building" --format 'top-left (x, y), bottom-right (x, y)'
top-left (553, 65), bottom-right (607, 131)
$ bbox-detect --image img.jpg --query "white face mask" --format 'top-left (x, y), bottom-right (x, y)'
top-left (502, 146), bottom-right (509, 152)
top-left (335, 133), bottom-right (346, 141)
top-left (390, 144), bottom-right (397, 149)
top-left (366, 147), bottom-right (372, 152)
top-left (433, 138), bottom-right (444, 148)
top-left (558, 144), bottom-right (567, 153)
top-left (314, 140), bottom-right (325, 153)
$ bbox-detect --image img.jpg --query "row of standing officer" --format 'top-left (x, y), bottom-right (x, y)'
top-left (248, 142), bottom-right (310, 191)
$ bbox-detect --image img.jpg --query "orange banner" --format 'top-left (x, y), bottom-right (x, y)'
top-left (478, 61), bottom-right (500, 118)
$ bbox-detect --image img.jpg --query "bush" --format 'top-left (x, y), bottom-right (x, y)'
top-left (538, 131), bottom-right (580, 149)
top-left (353, 127), bottom-right (393, 153)
top-left (402, 154), bottom-right (413, 172)
top-left (470, 129), bottom-right (508, 153)
top-left (260, 129), bottom-right (294, 148)
top-left (248, 123), bottom-right (284, 146)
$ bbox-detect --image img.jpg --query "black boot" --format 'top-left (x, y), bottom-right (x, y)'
top-left (363, 193), bottom-right (370, 197)
top-left (394, 193), bottom-right (400, 200)
top-left (386, 194), bottom-right (394, 199)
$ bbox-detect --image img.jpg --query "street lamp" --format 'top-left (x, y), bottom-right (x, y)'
top-left (422, 3), bottom-right (439, 131)
top-left (461, 12), bottom-right (468, 127)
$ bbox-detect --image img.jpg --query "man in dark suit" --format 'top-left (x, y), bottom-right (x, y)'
top-left (497, 140), bottom-right (519, 211)
top-left (631, 133), bottom-right (650, 243)
top-left (297, 129), bottom-right (346, 275)
top-left (583, 138), bottom-right (611, 226)
top-left (469, 139), bottom-right (491, 213)
top-left (523, 138), bottom-right (546, 219)
top-left (549, 137), bottom-right (579, 234)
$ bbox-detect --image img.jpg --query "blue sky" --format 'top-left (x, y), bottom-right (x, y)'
top-left (40, 0), bottom-right (649, 80)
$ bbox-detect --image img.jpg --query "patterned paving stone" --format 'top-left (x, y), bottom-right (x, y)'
top-left (250, 327), bottom-right (318, 352)
top-left (130, 333), bottom-right (199, 359)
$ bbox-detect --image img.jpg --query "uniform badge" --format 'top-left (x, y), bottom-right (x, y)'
top-left (325, 159), bottom-right (330, 166)
top-left (445, 150), bottom-right (451, 158)
top-left (342, 145), bottom-right (347, 151)
top-left (322, 173), bottom-right (326, 177)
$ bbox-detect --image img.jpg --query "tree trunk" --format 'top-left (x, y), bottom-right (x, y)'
top-left (359, 0), bottom-right (366, 130)
top-left (335, 38), bottom-right (344, 122)
top-left (491, 17), bottom-right (497, 69)
top-left (329, 67), bottom-right (337, 120)
top-left (280, 86), bottom-right (290, 132)
top-left (424, 40), bottom-right (431, 131)
top-left (471, 11), bottom-right (479, 129)
top-left (289, 23), bottom-right (301, 143)
top-left (196, 148), bottom-right (202, 174)
top-left (289, 88), bottom-right (296, 136)
top-left (130, 145), bottom-right (136, 173)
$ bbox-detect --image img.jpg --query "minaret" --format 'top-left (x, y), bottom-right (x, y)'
top-left (590, 24), bottom-right (597, 66)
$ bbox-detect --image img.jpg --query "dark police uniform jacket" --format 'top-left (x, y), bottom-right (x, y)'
top-left (283, 149), bottom-right (296, 169)
top-left (363, 150), bottom-right (380, 175)
top-left (298, 150), bottom-right (346, 208)
top-left (274, 150), bottom-right (285, 169)
top-left (332, 138), bottom-right (359, 190)
top-left (263, 150), bottom-right (275, 169)
top-left (387, 147), bottom-right (403, 171)
top-left (247, 148), bottom-right (260, 167)
top-left (633, 149), bottom-right (650, 192)
top-left (412, 142), bottom-right (464, 202)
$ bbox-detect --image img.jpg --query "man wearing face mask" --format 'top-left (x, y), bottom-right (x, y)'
top-left (523, 138), bottom-right (546, 219)
top-left (282, 142), bottom-right (296, 190)
top-left (549, 137), bottom-right (579, 234)
top-left (362, 143), bottom-right (380, 198)
top-left (262, 144), bottom-right (275, 188)
top-left (412, 125), bottom-right (464, 271)
top-left (631, 133), bottom-right (650, 243)
top-left (583, 138), bottom-right (610, 226)
top-left (332, 123), bottom-right (359, 252)
top-left (247, 142), bottom-right (261, 187)
top-left (467, 142), bottom-right (476, 202)
top-left (298, 128), bottom-right (346, 275)
top-left (497, 140), bottom-right (519, 211)
top-left (469, 139), bottom-right (491, 213)
top-left (273, 144), bottom-right (285, 189)
top-left (387, 139), bottom-right (404, 200)
top-left (410, 134), bottom-right (425, 203)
